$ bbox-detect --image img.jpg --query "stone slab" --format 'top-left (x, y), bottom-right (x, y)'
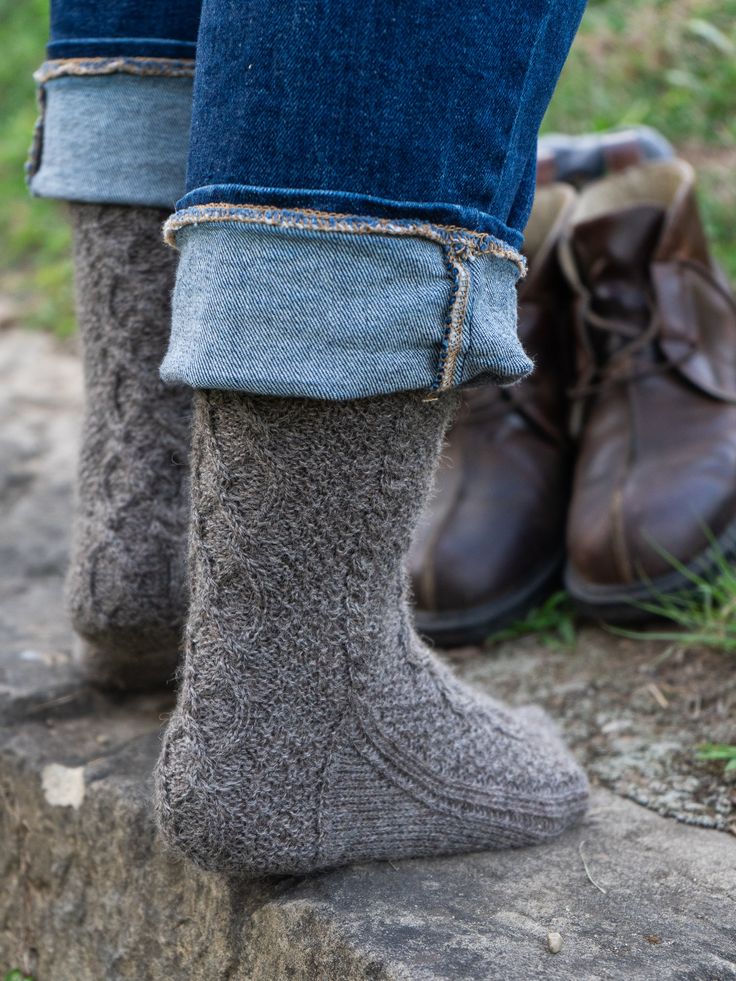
top-left (2, 715), bottom-right (735, 979)
top-left (251, 790), bottom-right (736, 980)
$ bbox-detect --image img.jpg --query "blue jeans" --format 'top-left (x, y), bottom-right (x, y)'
top-left (29, 0), bottom-right (586, 399)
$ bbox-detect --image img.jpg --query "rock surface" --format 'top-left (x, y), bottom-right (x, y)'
top-left (1, 327), bottom-right (735, 980)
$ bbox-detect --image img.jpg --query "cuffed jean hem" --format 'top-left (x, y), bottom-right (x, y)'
top-left (27, 59), bottom-right (194, 209)
top-left (178, 186), bottom-right (525, 252)
top-left (161, 204), bottom-right (533, 400)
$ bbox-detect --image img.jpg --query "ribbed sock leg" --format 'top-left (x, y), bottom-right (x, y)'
top-left (155, 389), bottom-right (587, 875)
top-left (66, 204), bottom-right (191, 690)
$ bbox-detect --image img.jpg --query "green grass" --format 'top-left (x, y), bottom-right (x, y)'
top-left (4, 971), bottom-right (35, 981)
top-left (489, 535), bottom-right (736, 654)
top-left (543, 0), bottom-right (736, 145)
top-left (610, 539), bottom-right (736, 652)
top-left (696, 743), bottom-right (736, 773)
top-left (0, 0), bottom-right (734, 335)
top-left (487, 592), bottom-right (578, 650)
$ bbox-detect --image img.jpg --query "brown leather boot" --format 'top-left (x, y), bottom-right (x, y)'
top-left (409, 184), bottom-right (577, 646)
top-left (563, 160), bottom-right (736, 619)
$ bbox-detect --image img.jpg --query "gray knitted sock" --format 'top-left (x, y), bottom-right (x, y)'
top-left (66, 204), bottom-right (191, 690)
top-left (155, 389), bottom-right (588, 875)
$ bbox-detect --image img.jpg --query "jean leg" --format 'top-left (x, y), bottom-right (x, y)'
top-left (28, 1), bottom-right (202, 208)
top-left (161, 0), bottom-right (586, 399)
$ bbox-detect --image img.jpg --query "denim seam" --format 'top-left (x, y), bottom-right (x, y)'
top-left (164, 220), bottom-right (530, 398)
top-left (165, 205), bottom-right (523, 394)
top-left (434, 247), bottom-right (473, 391)
top-left (163, 204), bottom-right (527, 270)
top-left (455, 257), bottom-right (477, 387)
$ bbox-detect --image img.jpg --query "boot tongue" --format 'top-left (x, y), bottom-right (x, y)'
top-left (572, 203), bottom-right (665, 328)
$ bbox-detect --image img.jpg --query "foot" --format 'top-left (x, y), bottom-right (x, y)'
top-left (155, 389), bottom-right (588, 875)
top-left (67, 204), bottom-right (191, 690)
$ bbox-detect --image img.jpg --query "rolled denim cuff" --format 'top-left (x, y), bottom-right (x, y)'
top-left (161, 204), bottom-right (532, 400)
top-left (27, 58), bottom-right (193, 209)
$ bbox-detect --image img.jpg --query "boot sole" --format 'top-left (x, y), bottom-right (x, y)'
top-left (414, 553), bottom-right (564, 648)
top-left (565, 520), bottom-right (736, 622)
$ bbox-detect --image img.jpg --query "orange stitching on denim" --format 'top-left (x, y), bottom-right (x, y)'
top-left (163, 203), bottom-right (526, 270)
top-left (437, 250), bottom-right (472, 391)
top-left (34, 56), bottom-right (195, 84)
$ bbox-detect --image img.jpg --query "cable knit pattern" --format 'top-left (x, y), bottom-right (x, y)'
top-left (66, 204), bottom-right (191, 690)
top-left (155, 389), bottom-right (588, 875)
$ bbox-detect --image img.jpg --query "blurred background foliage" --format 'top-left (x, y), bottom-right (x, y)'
top-left (542, 0), bottom-right (736, 284)
top-left (0, 0), bottom-right (734, 336)
top-left (0, 0), bottom-right (74, 335)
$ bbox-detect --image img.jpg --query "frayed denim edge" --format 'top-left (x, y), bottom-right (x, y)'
top-left (33, 56), bottom-right (195, 84)
top-left (163, 203), bottom-right (526, 268)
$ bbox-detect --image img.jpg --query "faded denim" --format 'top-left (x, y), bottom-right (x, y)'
top-left (29, 73), bottom-right (193, 208)
top-left (28, 0), bottom-right (198, 206)
top-left (31, 0), bottom-right (587, 399)
top-left (161, 211), bottom-right (530, 399)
